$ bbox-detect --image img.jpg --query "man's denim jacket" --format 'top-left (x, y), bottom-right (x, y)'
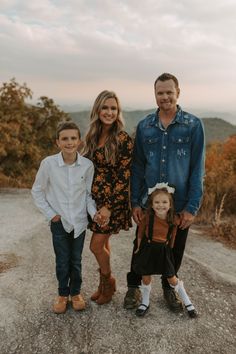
top-left (131, 106), bottom-right (205, 215)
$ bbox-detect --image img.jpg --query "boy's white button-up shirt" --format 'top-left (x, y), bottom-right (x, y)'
top-left (31, 152), bottom-right (97, 238)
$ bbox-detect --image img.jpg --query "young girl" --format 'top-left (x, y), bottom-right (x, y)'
top-left (133, 183), bottom-right (197, 318)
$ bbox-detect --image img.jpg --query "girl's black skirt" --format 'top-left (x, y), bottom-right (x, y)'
top-left (133, 240), bottom-right (176, 277)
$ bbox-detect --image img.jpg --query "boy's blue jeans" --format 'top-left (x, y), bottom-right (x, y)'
top-left (50, 220), bottom-right (85, 297)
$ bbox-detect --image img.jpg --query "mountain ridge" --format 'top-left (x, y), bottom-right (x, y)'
top-left (68, 110), bottom-right (236, 144)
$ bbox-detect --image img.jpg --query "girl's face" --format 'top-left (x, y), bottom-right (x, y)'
top-left (99, 98), bottom-right (118, 127)
top-left (152, 193), bottom-right (171, 219)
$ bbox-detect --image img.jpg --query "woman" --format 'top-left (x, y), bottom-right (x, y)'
top-left (83, 90), bottom-right (133, 305)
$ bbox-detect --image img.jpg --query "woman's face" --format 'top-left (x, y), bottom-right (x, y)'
top-left (99, 98), bottom-right (118, 127)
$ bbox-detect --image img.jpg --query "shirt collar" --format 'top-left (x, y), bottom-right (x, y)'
top-left (58, 152), bottom-right (81, 167)
top-left (151, 105), bottom-right (184, 127)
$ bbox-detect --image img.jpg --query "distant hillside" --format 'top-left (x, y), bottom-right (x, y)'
top-left (69, 111), bottom-right (90, 138)
top-left (201, 117), bottom-right (236, 144)
top-left (69, 110), bottom-right (236, 144)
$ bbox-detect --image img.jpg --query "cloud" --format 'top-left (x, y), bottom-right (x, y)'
top-left (0, 0), bottom-right (236, 114)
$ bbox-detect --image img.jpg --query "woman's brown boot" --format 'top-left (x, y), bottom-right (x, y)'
top-left (91, 269), bottom-right (102, 301)
top-left (96, 273), bottom-right (116, 305)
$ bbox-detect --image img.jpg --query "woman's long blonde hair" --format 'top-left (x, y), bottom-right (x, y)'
top-left (82, 90), bottom-right (124, 164)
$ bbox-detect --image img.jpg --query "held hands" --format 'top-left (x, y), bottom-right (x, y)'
top-left (93, 206), bottom-right (111, 227)
top-left (179, 211), bottom-right (195, 229)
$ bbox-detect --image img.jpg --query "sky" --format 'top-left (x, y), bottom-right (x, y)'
top-left (1, 0), bottom-right (236, 122)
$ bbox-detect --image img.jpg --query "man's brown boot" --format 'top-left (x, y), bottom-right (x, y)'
top-left (123, 287), bottom-right (141, 309)
top-left (71, 294), bottom-right (86, 311)
top-left (163, 288), bottom-right (183, 312)
top-left (53, 296), bottom-right (68, 314)
top-left (96, 273), bottom-right (116, 305)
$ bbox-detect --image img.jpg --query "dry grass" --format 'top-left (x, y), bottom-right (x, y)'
top-left (195, 193), bottom-right (236, 249)
top-left (0, 173), bottom-right (32, 188)
top-left (209, 218), bottom-right (236, 249)
top-left (0, 253), bottom-right (20, 274)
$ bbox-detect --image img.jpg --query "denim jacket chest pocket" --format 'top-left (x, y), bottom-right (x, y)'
top-left (171, 136), bottom-right (190, 159)
top-left (143, 137), bottom-right (160, 158)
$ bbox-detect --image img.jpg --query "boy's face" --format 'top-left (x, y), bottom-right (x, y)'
top-left (56, 129), bottom-right (80, 157)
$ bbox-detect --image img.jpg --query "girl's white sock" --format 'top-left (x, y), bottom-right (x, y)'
top-left (139, 282), bottom-right (151, 310)
top-left (173, 280), bottom-right (195, 311)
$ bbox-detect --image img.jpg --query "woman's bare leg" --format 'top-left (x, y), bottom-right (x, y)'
top-left (90, 233), bottom-right (111, 274)
top-left (90, 232), bottom-right (117, 304)
top-left (105, 237), bottom-right (111, 256)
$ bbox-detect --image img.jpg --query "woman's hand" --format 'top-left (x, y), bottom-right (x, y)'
top-left (93, 212), bottom-right (106, 226)
top-left (98, 206), bottom-right (111, 218)
top-left (94, 206), bottom-right (111, 227)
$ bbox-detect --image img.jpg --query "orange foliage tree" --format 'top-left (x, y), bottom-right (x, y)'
top-left (199, 135), bottom-right (236, 220)
top-left (0, 78), bottom-right (70, 187)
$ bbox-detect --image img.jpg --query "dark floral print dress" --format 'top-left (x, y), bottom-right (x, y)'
top-left (89, 131), bottom-right (133, 234)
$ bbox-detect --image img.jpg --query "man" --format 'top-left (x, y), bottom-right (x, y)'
top-left (124, 73), bottom-right (205, 311)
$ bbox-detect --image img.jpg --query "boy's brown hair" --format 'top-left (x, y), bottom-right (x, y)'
top-left (56, 121), bottom-right (81, 139)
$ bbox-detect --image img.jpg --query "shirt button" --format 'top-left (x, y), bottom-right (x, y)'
top-left (163, 146), bottom-right (166, 149)
top-left (161, 173), bottom-right (165, 177)
top-left (164, 132), bottom-right (168, 135)
top-left (162, 159), bottom-right (165, 163)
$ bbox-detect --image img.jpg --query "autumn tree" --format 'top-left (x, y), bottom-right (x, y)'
top-left (0, 78), bottom-right (70, 187)
top-left (199, 135), bottom-right (236, 220)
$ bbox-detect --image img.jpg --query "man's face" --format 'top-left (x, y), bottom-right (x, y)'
top-left (155, 79), bottom-right (180, 112)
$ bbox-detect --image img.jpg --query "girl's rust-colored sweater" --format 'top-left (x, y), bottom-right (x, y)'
top-left (137, 213), bottom-right (180, 248)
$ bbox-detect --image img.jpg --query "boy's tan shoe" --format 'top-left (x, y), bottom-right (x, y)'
top-left (71, 294), bottom-right (86, 311)
top-left (53, 296), bottom-right (69, 314)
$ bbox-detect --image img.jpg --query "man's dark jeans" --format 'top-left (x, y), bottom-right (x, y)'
top-left (50, 220), bottom-right (85, 296)
top-left (127, 226), bottom-right (189, 289)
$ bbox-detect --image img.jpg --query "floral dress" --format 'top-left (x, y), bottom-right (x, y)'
top-left (89, 131), bottom-right (133, 234)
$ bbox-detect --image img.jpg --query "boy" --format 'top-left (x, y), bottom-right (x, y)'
top-left (32, 121), bottom-right (97, 314)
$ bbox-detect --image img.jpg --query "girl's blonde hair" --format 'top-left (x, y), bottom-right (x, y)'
top-left (148, 188), bottom-right (175, 224)
top-left (82, 90), bottom-right (124, 164)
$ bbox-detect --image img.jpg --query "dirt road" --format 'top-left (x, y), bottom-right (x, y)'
top-left (0, 190), bottom-right (236, 354)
